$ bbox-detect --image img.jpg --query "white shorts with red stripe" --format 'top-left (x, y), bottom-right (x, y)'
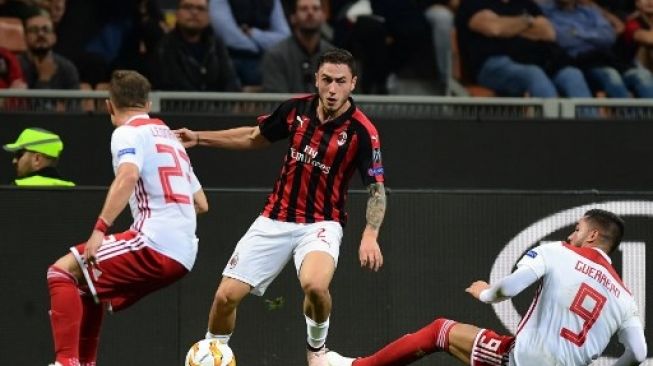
top-left (470, 329), bottom-right (515, 366)
top-left (70, 230), bottom-right (187, 312)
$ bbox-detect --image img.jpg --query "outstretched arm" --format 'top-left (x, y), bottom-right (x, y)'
top-left (175, 126), bottom-right (271, 150)
top-left (466, 265), bottom-right (540, 303)
top-left (359, 182), bottom-right (386, 272)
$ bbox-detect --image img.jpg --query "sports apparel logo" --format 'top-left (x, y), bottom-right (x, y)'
top-left (295, 115), bottom-right (309, 129)
top-left (372, 148), bottom-right (382, 163)
top-left (490, 201), bottom-right (651, 365)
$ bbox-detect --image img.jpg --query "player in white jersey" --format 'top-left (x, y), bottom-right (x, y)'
top-left (46, 70), bottom-right (208, 366)
top-left (327, 209), bottom-right (647, 366)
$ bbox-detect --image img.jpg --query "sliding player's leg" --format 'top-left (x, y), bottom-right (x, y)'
top-left (327, 319), bottom-right (513, 366)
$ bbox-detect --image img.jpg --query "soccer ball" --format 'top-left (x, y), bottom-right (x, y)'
top-left (185, 339), bottom-right (236, 366)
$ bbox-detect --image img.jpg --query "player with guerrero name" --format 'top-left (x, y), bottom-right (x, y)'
top-left (327, 209), bottom-right (647, 366)
top-left (175, 48), bottom-right (387, 366)
top-left (46, 70), bottom-right (209, 366)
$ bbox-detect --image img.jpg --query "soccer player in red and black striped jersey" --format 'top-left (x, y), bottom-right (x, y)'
top-left (176, 48), bottom-right (386, 366)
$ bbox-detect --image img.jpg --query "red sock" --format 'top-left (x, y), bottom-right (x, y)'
top-left (79, 296), bottom-right (104, 366)
top-left (353, 318), bottom-right (457, 366)
top-left (48, 265), bottom-right (83, 366)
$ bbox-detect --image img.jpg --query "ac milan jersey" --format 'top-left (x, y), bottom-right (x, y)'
top-left (110, 114), bottom-right (202, 270)
top-left (512, 242), bottom-right (642, 365)
top-left (257, 95), bottom-right (384, 226)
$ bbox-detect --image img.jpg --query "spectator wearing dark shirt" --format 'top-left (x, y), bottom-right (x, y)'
top-left (18, 13), bottom-right (79, 89)
top-left (155, 0), bottom-right (240, 91)
top-left (262, 0), bottom-right (335, 93)
top-left (455, 0), bottom-right (592, 97)
top-left (209, 0), bottom-right (290, 86)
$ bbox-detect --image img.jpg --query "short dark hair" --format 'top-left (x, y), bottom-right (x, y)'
top-left (584, 209), bottom-right (625, 252)
top-left (109, 70), bottom-right (150, 109)
top-left (316, 48), bottom-right (357, 77)
top-left (292, 0), bottom-right (321, 14)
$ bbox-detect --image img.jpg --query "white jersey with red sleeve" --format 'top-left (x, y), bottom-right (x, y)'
top-left (110, 114), bottom-right (202, 270)
top-left (511, 241), bottom-right (642, 366)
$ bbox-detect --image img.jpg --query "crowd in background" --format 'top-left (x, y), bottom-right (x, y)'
top-left (0, 0), bottom-right (652, 98)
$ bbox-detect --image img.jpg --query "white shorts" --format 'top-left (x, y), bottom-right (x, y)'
top-left (223, 216), bottom-right (343, 296)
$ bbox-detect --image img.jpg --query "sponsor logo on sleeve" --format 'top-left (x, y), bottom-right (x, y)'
top-left (525, 250), bottom-right (538, 258)
top-left (368, 165), bottom-right (384, 177)
top-left (118, 148), bottom-right (136, 157)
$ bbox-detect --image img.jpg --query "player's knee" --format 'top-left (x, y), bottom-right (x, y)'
top-left (214, 287), bottom-right (242, 309)
top-left (429, 318), bottom-right (456, 337)
top-left (47, 265), bottom-right (77, 285)
top-left (301, 281), bottom-right (329, 301)
top-left (428, 318), bottom-right (457, 351)
top-left (51, 254), bottom-right (83, 282)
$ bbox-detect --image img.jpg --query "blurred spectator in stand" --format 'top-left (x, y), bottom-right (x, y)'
top-left (112, 0), bottom-right (167, 79)
top-left (542, 0), bottom-right (653, 97)
top-left (84, 0), bottom-right (167, 82)
top-left (0, 46), bottom-right (27, 88)
top-left (37, 0), bottom-right (65, 25)
top-left (455, 0), bottom-right (592, 98)
top-left (419, 0), bottom-right (459, 95)
top-left (330, 0), bottom-right (438, 94)
top-left (262, 0), bottom-right (334, 93)
top-left (18, 13), bottom-right (78, 89)
top-left (50, 0), bottom-right (109, 92)
top-left (330, 0), bottom-right (390, 94)
top-left (3, 127), bottom-right (74, 186)
top-left (155, 0), bottom-right (239, 91)
top-left (209, 0), bottom-right (290, 88)
top-left (620, 0), bottom-right (653, 73)
top-left (0, 0), bottom-right (40, 21)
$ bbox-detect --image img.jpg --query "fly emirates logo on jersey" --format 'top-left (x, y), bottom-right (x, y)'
top-left (490, 201), bottom-right (651, 366)
top-left (290, 145), bottom-right (331, 175)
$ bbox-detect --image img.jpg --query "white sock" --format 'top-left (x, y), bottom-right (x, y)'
top-left (305, 315), bottom-right (330, 349)
top-left (205, 331), bottom-right (231, 344)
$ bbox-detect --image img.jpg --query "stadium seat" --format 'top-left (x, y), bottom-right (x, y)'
top-left (451, 29), bottom-right (496, 97)
top-left (0, 17), bottom-right (27, 53)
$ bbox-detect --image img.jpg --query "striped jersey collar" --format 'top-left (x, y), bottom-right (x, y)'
top-left (124, 114), bottom-right (151, 125)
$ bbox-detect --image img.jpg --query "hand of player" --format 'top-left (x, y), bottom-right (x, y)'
top-left (84, 230), bottom-right (105, 267)
top-left (359, 233), bottom-right (383, 272)
top-left (465, 280), bottom-right (490, 300)
top-left (174, 128), bottom-right (198, 148)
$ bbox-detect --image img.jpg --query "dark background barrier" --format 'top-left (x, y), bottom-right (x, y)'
top-left (2, 188), bottom-right (651, 365)
top-left (1, 113), bottom-right (652, 190)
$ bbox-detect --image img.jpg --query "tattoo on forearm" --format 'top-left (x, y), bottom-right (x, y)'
top-left (366, 183), bottom-right (386, 231)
